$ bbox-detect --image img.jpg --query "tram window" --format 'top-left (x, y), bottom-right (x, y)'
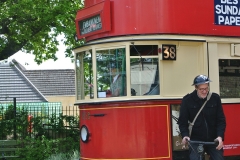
top-left (76, 50), bottom-right (94, 100)
top-left (219, 59), bottom-right (240, 98)
top-left (130, 45), bottom-right (158, 56)
top-left (130, 58), bottom-right (159, 96)
top-left (96, 48), bottom-right (126, 98)
top-left (76, 54), bottom-right (82, 100)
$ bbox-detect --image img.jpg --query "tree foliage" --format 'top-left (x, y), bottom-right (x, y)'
top-left (0, 0), bottom-right (84, 64)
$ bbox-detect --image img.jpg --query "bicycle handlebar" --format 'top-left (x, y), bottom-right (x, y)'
top-left (187, 139), bottom-right (219, 146)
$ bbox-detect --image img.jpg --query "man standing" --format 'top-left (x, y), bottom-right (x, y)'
top-left (178, 75), bottom-right (226, 160)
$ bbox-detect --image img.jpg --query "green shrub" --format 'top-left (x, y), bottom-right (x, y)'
top-left (45, 150), bottom-right (80, 160)
top-left (1, 104), bottom-right (79, 140)
top-left (17, 136), bottom-right (79, 160)
top-left (0, 104), bottom-right (29, 139)
top-left (1, 104), bottom-right (80, 159)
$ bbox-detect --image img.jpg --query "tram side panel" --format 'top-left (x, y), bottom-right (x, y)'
top-left (170, 103), bottom-right (240, 159)
top-left (79, 102), bottom-right (172, 160)
top-left (170, 102), bottom-right (240, 159)
top-left (222, 103), bottom-right (240, 157)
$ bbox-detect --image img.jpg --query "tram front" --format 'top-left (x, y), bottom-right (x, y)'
top-left (74, 40), bottom-right (191, 159)
top-left (73, 0), bottom-right (240, 159)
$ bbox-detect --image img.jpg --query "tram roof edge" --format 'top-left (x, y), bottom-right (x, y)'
top-left (73, 34), bottom-right (208, 49)
top-left (75, 0), bottom-right (240, 42)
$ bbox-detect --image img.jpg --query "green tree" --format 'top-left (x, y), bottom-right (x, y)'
top-left (0, 0), bottom-right (84, 63)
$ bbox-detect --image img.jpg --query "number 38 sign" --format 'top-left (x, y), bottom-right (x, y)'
top-left (162, 44), bottom-right (176, 60)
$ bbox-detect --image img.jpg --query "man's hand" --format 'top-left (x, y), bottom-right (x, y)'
top-left (182, 136), bottom-right (190, 145)
top-left (181, 136), bottom-right (190, 149)
top-left (215, 137), bottom-right (223, 150)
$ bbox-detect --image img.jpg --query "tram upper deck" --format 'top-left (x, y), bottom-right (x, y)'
top-left (74, 0), bottom-right (240, 105)
top-left (75, 0), bottom-right (240, 42)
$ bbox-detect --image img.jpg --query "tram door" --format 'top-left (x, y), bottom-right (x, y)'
top-left (171, 104), bottom-right (189, 159)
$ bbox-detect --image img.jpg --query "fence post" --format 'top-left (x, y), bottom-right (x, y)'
top-left (13, 97), bottom-right (17, 140)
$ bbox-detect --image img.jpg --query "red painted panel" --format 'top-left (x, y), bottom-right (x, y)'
top-left (75, 0), bottom-right (240, 42)
top-left (75, 0), bottom-right (111, 39)
top-left (84, 0), bottom-right (105, 8)
top-left (222, 104), bottom-right (240, 156)
top-left (79, 100), bottom-right (240, 159)
top-left (80, 102), bottom-right (173, 159)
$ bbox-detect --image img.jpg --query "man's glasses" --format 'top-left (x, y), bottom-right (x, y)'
top-left (197, 87), bottom-right (209, 92)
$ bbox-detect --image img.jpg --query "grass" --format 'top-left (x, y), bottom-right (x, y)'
top-left (45, 150), bottom-right (80, 160)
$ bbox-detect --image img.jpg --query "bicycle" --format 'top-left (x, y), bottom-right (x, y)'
top-left (187, 139), bottom-right (219, 160)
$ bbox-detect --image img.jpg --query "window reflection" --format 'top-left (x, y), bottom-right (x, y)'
top-left (219, 59), bottom-right (240, 98)
top-left (76, 50), bottom-right (93, 100)
top-left (76, 44), bottom-right (160, 100)
top-left (96, 48), bottom-right (126, 98)
top-left (130, 58), bottom-right (159, 96)
top-left (84, 51), bottom-right (94, 99)
top-left (76, 54), bottom-right (82, 100)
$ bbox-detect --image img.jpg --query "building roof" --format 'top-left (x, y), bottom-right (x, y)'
top-left (0, 59), bottom-right (75, 103)
top-left (23, 69), bottom-right (75, 96)
top-left (0, 60), bottom-right (47, 102)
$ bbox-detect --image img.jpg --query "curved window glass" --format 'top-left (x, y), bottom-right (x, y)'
top-left (96, 47), bottom-right (126, 98)
top-left (130, 44), bottom-right (159, 96)
top-left (76, 50), bottom-right (93, 100)
top-left (219, 59), bottom-right (240, 98)
top-left (130, 58), bottom-right (159, 96)
top-left (75, 43), bottom-right (160, 100)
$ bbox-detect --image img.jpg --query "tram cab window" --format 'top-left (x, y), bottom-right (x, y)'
top-left (76, 50), bottom-right (94, 100)
top-left (130, 45), bottom-right (159, 96)
top-left (219, 59), bottom-right (240, 98)
top-left (96, 48), bottom-right (126, 97)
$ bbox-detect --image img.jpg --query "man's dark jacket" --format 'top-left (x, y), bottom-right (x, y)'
top-left (178, 90), bottom-right (226, 141)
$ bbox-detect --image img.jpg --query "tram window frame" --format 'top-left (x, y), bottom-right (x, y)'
top-left (95, 47), bottom-right (127, 98)
top-left (219, 59), bottom-right (240, 98)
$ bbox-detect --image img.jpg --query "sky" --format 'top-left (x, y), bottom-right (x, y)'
top-left (9, 39), bottom-right (74, 70)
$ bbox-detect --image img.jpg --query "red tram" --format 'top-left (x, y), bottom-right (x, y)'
top-left (74, 0), bottom-right (240, 159)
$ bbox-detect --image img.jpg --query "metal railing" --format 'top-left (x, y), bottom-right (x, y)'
top-left (0, 99), bottom-right (79, 140)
